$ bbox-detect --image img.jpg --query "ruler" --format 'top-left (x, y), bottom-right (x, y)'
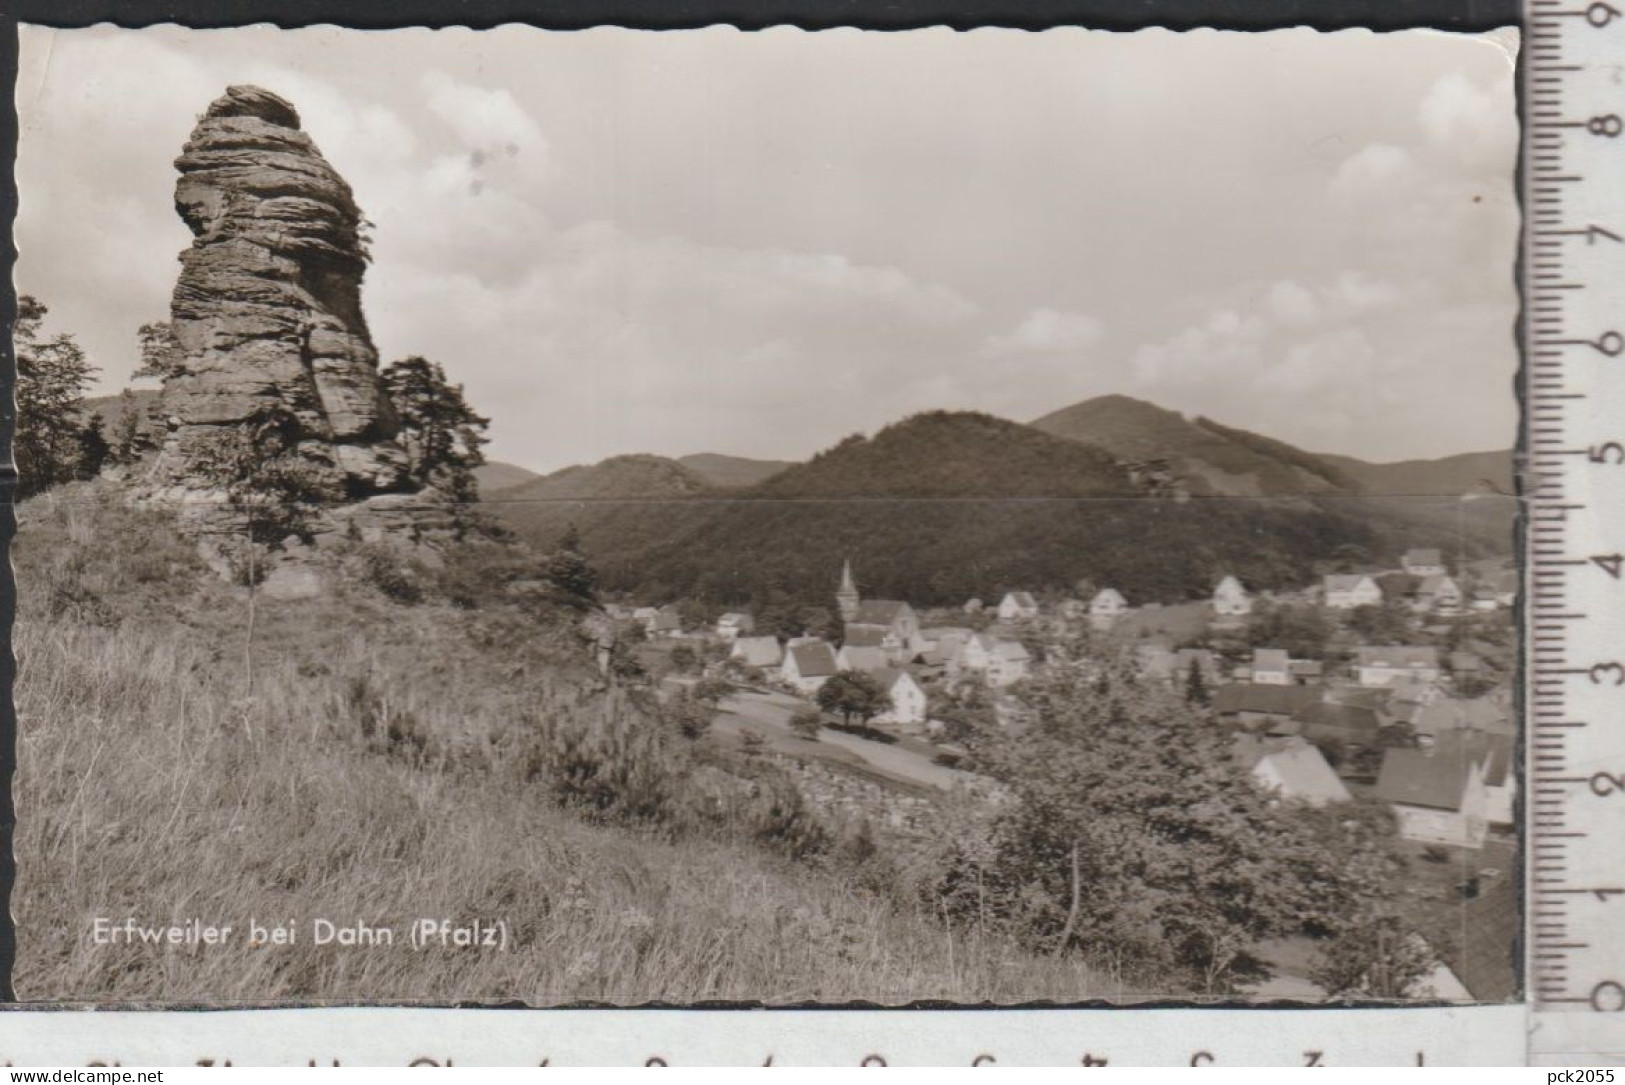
top-left (1526, 0), bottom-right (1625, 1063)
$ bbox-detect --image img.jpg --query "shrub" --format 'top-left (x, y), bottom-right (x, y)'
top-left (357, 544), bottom-right (425, 604)
top-left (748, 772), bottom-right (832, 864)
top-left (789, 709), bottom-right (823, 741)
top-left (521, 692), bottom-right (677, 828)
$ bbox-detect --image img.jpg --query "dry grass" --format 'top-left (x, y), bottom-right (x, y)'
top-left (12, 490), bottom-right (1115, 1004)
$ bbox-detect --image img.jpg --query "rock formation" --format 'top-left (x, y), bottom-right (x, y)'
top-left (155, 84), bottom-right (411, 497)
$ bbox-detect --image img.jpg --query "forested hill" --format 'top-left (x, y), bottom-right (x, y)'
top-left (1029, 394), bottom-right (1355, 496)
top-left (750, 411), bottom-right (1136, 498)
top-left (485, 453), bottom-right (712, 503)
top-left (1317, 450), bottom-right (1515, 496)
top-left (677, 453), bottom-right (794, 489)
top-left (489, 407), bottom-right (1512, 609)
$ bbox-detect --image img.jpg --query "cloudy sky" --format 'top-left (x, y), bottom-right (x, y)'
top-left (15, 25), bottom-right (1517, 472)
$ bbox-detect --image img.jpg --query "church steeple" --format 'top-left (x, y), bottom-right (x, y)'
top-left (837, 558), bottom-right (860, 622)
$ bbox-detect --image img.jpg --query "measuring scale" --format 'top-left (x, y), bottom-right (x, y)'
top-left (1526, 0), bottom-right (1625, 1062)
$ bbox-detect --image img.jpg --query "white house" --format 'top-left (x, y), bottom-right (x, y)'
top-left (715, 612), bottom-right (755, 641)
top-left (1323, 574), bottom-right (1382, 610)
top-left (1376, 745), bottom-right (1490, 848)
top-left (1089, 588), bottom-right (1128, 627)
top-left (870, 668), bottom-right (929, 727)
top-left (1212, 575), bottom-right (1252, 617)
top-left (997, 591), bottom-right (1041, 621)
top-left (1402, 548), bottom-right (1447, 577)
top-left (730, 635), bottom-right (783, 670)
top-left (781, 642), bottom-right (840, 694)
top-left (1248, 741), bottom-right (1352, 807)
top-left (1250, 648), bottom-right (1292, 686)
top-left (1355, 646), bottom-right (1441, 687)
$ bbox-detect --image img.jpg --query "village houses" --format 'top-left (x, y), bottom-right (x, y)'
top-left (730, 635), bottom-right (783, 670)
top-left (1323, 573), bottom-right (1382, 610)
top-left (1402, 548), bottom-right (1447, 577)
top-left (1235, 736), bottom-right (1352, 808)
top-left (1354, 645), bottom-right (1442, 687)
top-left (1376, 743), bottom-right (1490, 848)
top-left (1089, 588), bottom-right (1128, 628)
top-left (869, 668), bottom-right (929, 727)
top-left (1248, 648), bottom-right (1292, 686)
top-left (997, 591), bottom-right (1041, 621)
top-left (780, 641), bottom-right (840, 694)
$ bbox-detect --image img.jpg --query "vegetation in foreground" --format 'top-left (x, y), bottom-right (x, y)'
top-left (15, 491), bottom-right (1120, 1003)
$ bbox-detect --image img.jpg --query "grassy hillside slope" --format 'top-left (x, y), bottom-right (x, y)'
top-left (13, 489), bottom-right (1112, 1002)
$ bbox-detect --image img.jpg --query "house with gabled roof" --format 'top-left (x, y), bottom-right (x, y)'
top-left (646, 605), bottom-right (683, 638)
top-left (1402, 548), bottom-right (1447, 576)
top-left (781, 641), bottom-right (840, 694)
top-left (997, 591), bottom-right (1040, 621)
top-left (1251, 648), bottom-right (1292, 686)
top-left (1375, 744), bottom-right (1489, 847)
top-left (1354, 645), bottom-right (1441, 687)
top-left (1235, 736), bottom-right (1352, 807)
top-left (1292, 700), bottom-right (1383, 751)
top-left (1323, 574), bottom-right (1383, 610)
top-left (870, 667), bottom-right (928, 727)
top-left (1212, 684), bottom-right (1319, 728)
top-left (730, 635), bottom-right (783, 670)
top-left (1089, 588), bottom-right (1128, 628)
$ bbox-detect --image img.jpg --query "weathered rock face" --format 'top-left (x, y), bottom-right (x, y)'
top-left (156, 85), bottom-right (410, 496)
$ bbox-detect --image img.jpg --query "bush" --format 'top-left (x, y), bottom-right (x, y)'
top-left (748, 772), bottom-right (832, 863)
top-left (358, 545), bottom-right (425, 604)
top-left (520, 692), bottom-right (677, 828)
top-left (789, 709), bottom-right (823, 741)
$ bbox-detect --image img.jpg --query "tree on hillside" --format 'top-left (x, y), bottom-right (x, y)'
top-left (959, 656), bottom-right (1365, 993)
top-left (15, 295), bottom-right (97, 497)
top-left (816, 671), bottom-right (893, 731)
top-left (74, 413), bottom-right (111, 480)
top-left (380, 355), bottom-right (489, 501)
top-left (546, 524), bottom-right (598, 605)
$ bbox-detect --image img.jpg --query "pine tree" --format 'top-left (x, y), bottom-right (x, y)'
top-left (546, 524), bottom-right (598, 603)
top-left (380, 355), bottom-right (490, 501)
top-left (74, 413), bottom-right (111, 480)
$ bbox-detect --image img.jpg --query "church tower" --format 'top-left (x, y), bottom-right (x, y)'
top-left (836, 559), bottom-right (860, 622)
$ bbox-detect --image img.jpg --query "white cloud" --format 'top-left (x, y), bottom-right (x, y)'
top-left (980, 307), bottom-right (1103, 358)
